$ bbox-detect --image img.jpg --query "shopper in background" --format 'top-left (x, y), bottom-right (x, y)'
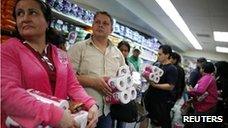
top-left (187, 62), bottom-right (218, 128)
top-left (144, 45), bottom-right (178, 128)
top-left (68, 11), bottom-right (125, 128)
top-left (128, 47), bottom-right (142, 72)
top-left (215, 61), bottom-right (228, 127)
top-left (188, 57), bottom-right (207, 87)
top-left (170, 52), bottom-right (186, 101)
top-left (109, 40), bottom-right (134, 128)
top-left (117, 41), bottom-right (131, 65)
top-left (1, 0), bottom-right (98, 127)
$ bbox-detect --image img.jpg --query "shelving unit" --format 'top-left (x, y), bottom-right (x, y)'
top-left (51, 9), bottom-right (92, 28)
top-left (49, 6), bottom-right (158, 62)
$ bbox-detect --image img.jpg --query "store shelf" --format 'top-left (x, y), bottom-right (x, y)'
top-left (49, 6), bottom-right (158, 62)
top-left (51, 8), bottom-right (92, 28)
top-left (141, 46), bottom-right (158, 54)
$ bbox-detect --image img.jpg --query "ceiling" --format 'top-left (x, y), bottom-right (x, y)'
top-left (75, 0), bottom-right (228, 54)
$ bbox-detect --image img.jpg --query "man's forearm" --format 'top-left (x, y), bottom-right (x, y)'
top-left (77, 75), bottom-right (96, 88)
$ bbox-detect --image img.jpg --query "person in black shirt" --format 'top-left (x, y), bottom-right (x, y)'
top-left (144, 45), bottom-right (178, 128)
top-left (188, 57), bottom-right (207, 87)
top-left (170, 52), bottom-right (186, 101)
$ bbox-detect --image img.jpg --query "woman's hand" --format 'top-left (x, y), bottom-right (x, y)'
top-left (57, 110), bottom-right (79, 128)
top-left (186, 85), bottom-right (194, 92)
top-left (92, 77), bottom-right (112, 96)
top-left (86, 104), bottom-right (99, 128)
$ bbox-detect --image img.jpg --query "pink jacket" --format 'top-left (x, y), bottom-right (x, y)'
top-left (189, 73), bottom-right (218, 112)
top-left (1, 38), bottom-right (96, 128)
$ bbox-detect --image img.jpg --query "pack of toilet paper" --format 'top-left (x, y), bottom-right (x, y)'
top-left (142, 65), bottom-right (164, 83)
top-left (6, 89), bottom-right (88, 128)
top-left (105, 65), bottom-right (137, 104)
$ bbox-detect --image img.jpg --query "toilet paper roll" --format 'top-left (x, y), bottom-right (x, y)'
top-left (105, 90), bottom-right (131, 104)
top-left (145, 66), bottom-right (153, 73)
top-left (152, 66), bottom-right (160, 73)
top-left (153, 76), bottom-right (160, 83)
top-left (125, 75), bottom-right (134, 88)
top-left (6, 117), bottom-right (51, 128)
top-left (73, 110), bottom-right (88, 128)
top-left (127, 87), bottom-right (137, 100)
top-left (117, 65), bottom-right (131, 76)
top-left (27, 89), bottom-right (69, 110)
top-left (5, 117), bottom-right (20, 128)
top-left (149, 73), bottom-right (160, 83)
top-left (6, 89), bottom-right (68, 128)
top-left (107, 77), bottom-right (126, 91)
top-left (149, 73), bottom-right (155, 81)
top-left (152, 66), bottom-right (164, 77)
top-left (142, 71), bottom-right (151, 79)
top-left (156, 69), bottom-right (164, 77)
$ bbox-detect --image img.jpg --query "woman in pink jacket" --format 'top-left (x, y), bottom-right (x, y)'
top-left (1, 0), bottom-right (98, 127)
top-left (188, 62), bottom-right (218, 128)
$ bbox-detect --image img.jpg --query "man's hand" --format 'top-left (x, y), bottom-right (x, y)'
top-left (57, 110), bottom-right (79, 128)
top-left (86, 104), bottom-right (99, 128)
top-left (92, 77), bottom-right (112, 96)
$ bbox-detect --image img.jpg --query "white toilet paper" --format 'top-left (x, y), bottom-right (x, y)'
top-left (127, 87), bottom-right (137, 100)
top-left (124, 75), bottom-right (134, 88)
top-left (148, 73), bottom-right (160, 83)
top-left (153, 76), bottom-right (160, 83)
top-left (105, 90), bottom-right (131, 104)
top-left (6, 117), bottom-right (51, 128)
top-left (117, 65), bottom-right (131, 76)
top-left (108, 77), bottom-right (126, 91)
top-left (152, 66), bottom-right (164, 77)
top-left (73, 110), bottom-right (88, 128)
top-left (27, 89), bottom-right (69, 110)
top-left (6, 89), bottom-right (69, 128)
top-left (5, 117), bottom-right (20, 128)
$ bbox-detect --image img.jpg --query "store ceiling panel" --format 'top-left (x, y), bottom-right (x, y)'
top-left (75, 0), bottom-right (228, 54)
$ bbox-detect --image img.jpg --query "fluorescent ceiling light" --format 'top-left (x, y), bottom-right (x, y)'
top-left (216, 46), bottom-right (228, 53)
top-left (213, 31), bottom-right (228, 42)
top-left (155, 0), bottom-right (202, 50)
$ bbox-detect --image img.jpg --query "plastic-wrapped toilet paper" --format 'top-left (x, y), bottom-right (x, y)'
top-left (127, 87), bottom-right (137, 100)
top-left (73, 110), bottom-right (88, 128)
top-left (6, 89), bottom-right (69, 128)
top-left (107, 77), bottom-right (126, 91)
top-left (153, 66), bottom-right (164, 77)
top-left (6, 117), bottom-right (51, 128)
top-left (145, 66), bottom-right (153, 73)
top-left (117, 65), bottom-right (131, 76)
top-left (142, 71), bottom-right (151, 79)
top-left (27, 89), bottom-right (69, 110)
top-left (153, 76), bottom-right (160, 83)
top-left (124, 75), bottom-right (134, 88)
top-left (105, 90), bottom-right (131, 104)
top-left (5, 117), bottom-right (21, 128)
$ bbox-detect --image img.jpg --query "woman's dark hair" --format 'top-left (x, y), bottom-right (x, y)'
top-left (84, 33), bottom-right (91, 40)
top-left (117, 41), bottom-right (131, 52)
top-left (170, 52), bottom-right (181, 65)
top-left (201, 62), bottom-right (215, 73)
top-left (13, 0), bottom-right (58, 45)
top-left (159, 45), bottom-right (172, 58)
